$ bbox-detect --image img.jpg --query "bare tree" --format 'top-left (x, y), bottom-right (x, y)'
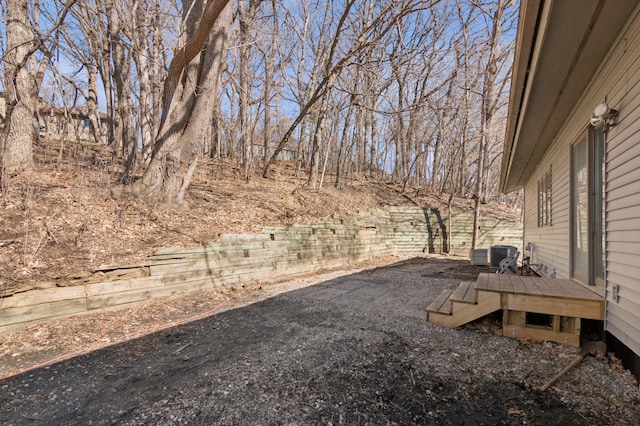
top-left (1, 0), bottom-right (75, 198)
top-left (1, 0), bottom-right (520, 210)
top-left (471, 0), bottom-right (516, 248)
top-left (131, 0), bottom-right (233, 203)
top-left (2, 0), bottom-right (37, 178)
top-left (263, 0), bottom-right (432, 179)
top-left (258, 0), bottom-right (280, 165)
top-left (237, 0), bottom-right (260, 181)
top-left (129, 1), bottom-right (155, 169)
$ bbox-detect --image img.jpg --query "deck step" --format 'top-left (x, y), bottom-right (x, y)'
top-left (451, 281), bottom-right (476, 304)
top-left (426, 289), bottom-right (453, 315)
top-left (426, 273), bottom-right (605, 347)
top-left (427, 289), bottom-right (501, 328)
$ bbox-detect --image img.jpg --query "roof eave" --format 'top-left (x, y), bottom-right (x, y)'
top-left (500, 0), bottom-right (638, 194)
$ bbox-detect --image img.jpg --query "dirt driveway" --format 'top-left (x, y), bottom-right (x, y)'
top-left (1, 257), bottom-right (638, 425)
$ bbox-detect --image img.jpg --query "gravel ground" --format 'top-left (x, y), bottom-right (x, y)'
top-left (1, 257), bottom-right (639, 425)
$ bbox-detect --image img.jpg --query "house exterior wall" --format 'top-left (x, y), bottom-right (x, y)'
top-left (0, 95), bottom-right (107, 143)
top-left (523, 134), bottom-right (571, 279)
top-left (523, 5), bottom-right (640, 356)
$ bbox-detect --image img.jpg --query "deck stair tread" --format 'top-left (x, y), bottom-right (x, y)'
top-left (450, 281), bottom-right (476, 304)
top-left (426, 289), bottom-right (453, 315)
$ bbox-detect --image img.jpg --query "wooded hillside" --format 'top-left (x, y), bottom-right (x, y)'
top-left (0, 138), bottom-right (520, 296)
top-left (1, 0), bottom-right (518, 202)
top-left (1, 0), bottom-right (522, 293)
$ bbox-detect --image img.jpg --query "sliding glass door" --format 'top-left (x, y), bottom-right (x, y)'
top-left (571, 129), bottom-right (605, 287)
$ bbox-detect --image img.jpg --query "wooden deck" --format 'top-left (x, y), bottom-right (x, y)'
top-left (475, 273), bottom-right (604, 301)
top-left (427, 273), bottom-right (605, 347)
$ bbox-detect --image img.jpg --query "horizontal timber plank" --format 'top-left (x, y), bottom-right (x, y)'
top-left (152, 262), bottom-right (278, 280)
top-left (218, 233), bottom-right (272, 242)
top-left (87, 277), bottom-right (223, 310)
top-left (180, 246), bottom-right (291, 261)
top-left (168, 266), bottom-right (287, 286)
top-left (85, 276), bottom-right (166, 297)
top-left (505, 293), bottom-right (604, 320)
top-left (0, 286), bottom-right (87, 309)
top-left (503, 324), bottom-right (580, 347)
top-left (0, 298), bottom-right (88, 328)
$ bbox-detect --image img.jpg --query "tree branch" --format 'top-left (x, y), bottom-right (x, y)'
top-left (160, 0), bottom-right (232, 122)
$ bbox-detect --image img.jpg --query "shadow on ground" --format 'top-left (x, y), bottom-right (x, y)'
top-left (0, 257), bottom-right (627, 425)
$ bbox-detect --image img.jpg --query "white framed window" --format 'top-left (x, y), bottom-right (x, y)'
top-left (537, 166), bottom-right (552, 227)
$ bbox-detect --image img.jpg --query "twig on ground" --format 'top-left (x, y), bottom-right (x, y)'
top-left (173, 342), bottom-right (192, 355)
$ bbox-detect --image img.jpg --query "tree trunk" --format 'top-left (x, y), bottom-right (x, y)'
top-left (107, 0), bottom-right (136, 173)
top-left (238, 0), bottom-right (256, 181)
top-left (262, 0), bottom-right (278, 164)
top-left (85, 56), bottom-right (103, 144)
top-left (308, 76), bottom-right (334, 190)
top-left (2, 0), bottom-right (37, 177)
top-left (133, 3), bottom-right (155, 161)
top-left (471, 0), bottom-right (509, 249)
top-left (133, 0), bottom-right (232, 203)
top-left (335, 104), bottom-right (354, 188)
top-left (147, 0), bottom-right (164, 164)
top-left (209, 98), bottom-right (223, 159)
top-left (308, 112), bottom-right (324, 190)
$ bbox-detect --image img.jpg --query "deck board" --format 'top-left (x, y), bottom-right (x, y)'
top-left (559, 279), bottom-right (587, 297)
top-left (509, 275), bottom-right (529, 294)
top-left (451, 281), bottom-right (475, 304)
top-left (531, 277), bottom-right (559, 297)
top-left (426, 289), bottom-right (453, 314)
top-left (462, 283), bottom-right (477, 304)
top-left (476, 273), bottom-right (602, 301)
top-left (499, 275), bottom-right (514, 293)
top-left (475, 273), bottom-right (490, 291)
top-left (521, 277), bottom-right (544, 295)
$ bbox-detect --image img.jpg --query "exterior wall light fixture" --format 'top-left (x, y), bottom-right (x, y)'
top-left (590, 102), bottom-right (618, 133)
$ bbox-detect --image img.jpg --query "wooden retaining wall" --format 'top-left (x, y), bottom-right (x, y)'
top-left (450, 214), bottom-right (524, 255)
top-left (0, 206), bottom-right (521, 333)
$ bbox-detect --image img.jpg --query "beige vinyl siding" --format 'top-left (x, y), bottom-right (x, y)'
top-left (604, 8), bottom-right (640, 358)
top-left (522, 5), bottom-right (640, 357)
top-left (523, 131), bottom-right (571, 279)
top-left (606, 308), bottom-right (640, 356)
top-left (607, 214), bottom-right (640, 230)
